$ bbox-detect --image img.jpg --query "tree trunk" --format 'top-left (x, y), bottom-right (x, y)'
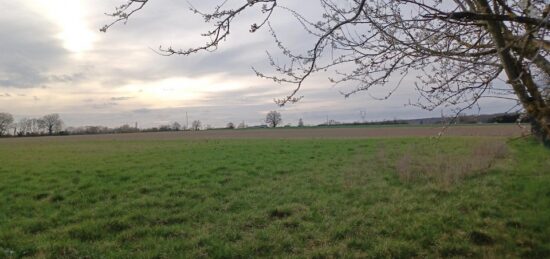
top-left (475, 0), bottom-right (550, 146)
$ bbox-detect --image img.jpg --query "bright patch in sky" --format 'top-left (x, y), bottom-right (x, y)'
top-left (120, 76), bottom-right (247, 108)
top-left (27, 0), bottom-right (96, 53)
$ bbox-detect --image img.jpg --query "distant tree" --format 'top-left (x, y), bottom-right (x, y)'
top-left (328, 119), bottom-right (340, 126)
top-left (159, 125), bottom-right (172, 131)
top-left (489, 114), bottom-right (525, 124)
top-left (0, 112), bottom-right (14, 136)
top-left (42, 114), bottom-right (63, 135)
top-left (85, 126), bottom-right (101, 134)
top-left (36, 119), bottom-right (46, 134)
top-left (17, 118), bottom-right (30, 136)
top-left (9, 122), bottom-right (17, 136)
top-left (265, 111), bottom-right (282, 128)
top-left (171, 122), bottom-right (182, 131)
top-left (117, 124), bottom-right (139, 133)
top-left (23, 118), bottom-right (40, 135)
top-left (237, 121), bottom-right (247, 129)
top-left (27, 118), bottom-right (42, 135)
top-left (226, 122), bottom-right (235, 129)
top-left (298, 118), bottom-right (304, 127)
top-left (191, 120), bottom-right (202, 131)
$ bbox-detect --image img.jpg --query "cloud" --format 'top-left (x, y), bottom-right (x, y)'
top-left (0, 2), bottom-right (89, 89)
top-left (133, 108), bottom-right (152, 114)
top-left (110, 96), bottom-right (133, 101)
top-left (92, 102), bottom-right (118, 109)
top-left (0, 0), bottom-right (518, 128)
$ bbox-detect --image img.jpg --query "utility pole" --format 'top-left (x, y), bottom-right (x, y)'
top-left (360, 110), bottom-right (367, 123)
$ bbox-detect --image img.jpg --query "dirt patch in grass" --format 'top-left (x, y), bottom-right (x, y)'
top-left (469, 231), bottom-right (495, 246)
top-left (269, 209), bottom-right (292, 219)
top-left (393, 139), bottom-right (508, 186)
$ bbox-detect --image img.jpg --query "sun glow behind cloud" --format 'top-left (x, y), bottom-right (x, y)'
top-left (120, 76), bottom-right (248, 108)
top-left (26, 0), bottom-right (96, 53)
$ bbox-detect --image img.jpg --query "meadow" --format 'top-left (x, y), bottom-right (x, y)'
top-left (0, 135), bottom-right (549, 258)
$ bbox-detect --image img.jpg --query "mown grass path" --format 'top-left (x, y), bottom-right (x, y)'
top-left (0, 138), bottom-right (549, 258)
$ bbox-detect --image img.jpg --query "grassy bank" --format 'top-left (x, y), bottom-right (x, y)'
top-left (0, 137), bottom-right (549, 258)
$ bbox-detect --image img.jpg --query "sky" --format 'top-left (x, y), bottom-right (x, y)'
top-left (0, 0), bottom-right (517, 128)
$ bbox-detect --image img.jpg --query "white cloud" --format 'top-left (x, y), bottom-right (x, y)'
top-left (24, 0), bottom-right (98, 53)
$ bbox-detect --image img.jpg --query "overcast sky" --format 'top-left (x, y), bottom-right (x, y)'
top-left (0, 0), bottom-right (516, 128)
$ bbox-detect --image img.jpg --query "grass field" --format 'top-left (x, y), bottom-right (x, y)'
top-left (1, 136), bottom-right (549, 258)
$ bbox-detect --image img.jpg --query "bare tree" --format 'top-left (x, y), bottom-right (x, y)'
top-left (103, 0), bottom-right (550, 143)
top-left (17, 118), bottom-right (30, 136)
top-left (42, 114), bottom-right (63, 135)
top-left (16, 118), bottom-right (45, 136)
top-left (191, 120), bottom-right (202, 131)
top-left (172, 121), bottom-right (182, 131)
top-left (0, 112), bottom-right (14, 136)
top-left (265, 111), bottom-right (282, 128)
top-left (30, 118), bottom-right (45, 135)
top-left (9, 122), bottom-right (17, 136)
top-left (237, 121), bottom-right (247, 129)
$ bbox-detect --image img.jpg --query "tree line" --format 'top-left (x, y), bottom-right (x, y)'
top-left (0, 110), bottom-right (295, 137)
top-left (0, 113), bottom-right (63, 136)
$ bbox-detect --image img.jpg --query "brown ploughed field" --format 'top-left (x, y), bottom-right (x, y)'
top-left (0, 124), bottom-right (527, 142)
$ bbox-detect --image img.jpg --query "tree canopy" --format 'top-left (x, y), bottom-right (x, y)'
top-left (0, 112), bottom-right (14, 136)
top-left (266, 111), bottom-right (282, 127)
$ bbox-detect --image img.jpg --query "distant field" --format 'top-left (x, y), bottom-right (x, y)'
top-left (1, 134), bottom-right (548, 258)
top-left (0, 124), bottom-right (527, 142)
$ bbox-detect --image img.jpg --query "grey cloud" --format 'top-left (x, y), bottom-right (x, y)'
top-left (0, 64), bottom-right (48, 88)
top-left (0, 68), bottom-right (86, 88)
top-left (96, 40), bottom-right (270, 89)
top-left (49, 73), bottom-right (87, 83)
top-left (92, 102), bottom-right (118, 109)
top-left (133, 108), bottom-right (152, 114)
top-left (0, 2), bottom-right (84, 89)
top-left (92, 0), bottom-right (282, 88)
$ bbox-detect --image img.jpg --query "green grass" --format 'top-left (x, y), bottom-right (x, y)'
top-left (0, 137), bottom-right (549, 258)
